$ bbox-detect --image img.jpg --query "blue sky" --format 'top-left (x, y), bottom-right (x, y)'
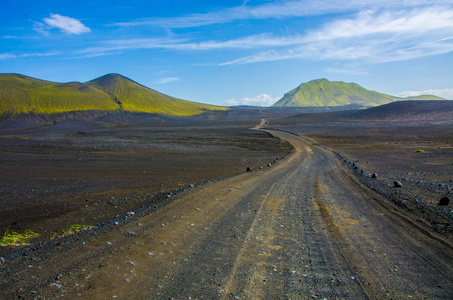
top-left (1, 0), bottom-right (453, 106)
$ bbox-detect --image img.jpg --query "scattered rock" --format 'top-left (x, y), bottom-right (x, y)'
top-left (126, 212), bottom-right (135, 217)
top-left (394, 181), bottom-right (403, 188)
top-left (438, 197), bottom-right (450, 206)
top-left (371, 173), bottom-right (378, 179)
top-left (268, 163), bottom-right (272, 167)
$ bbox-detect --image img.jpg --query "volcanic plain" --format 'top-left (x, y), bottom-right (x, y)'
top-left (0, 102), bottom-right (452, 299)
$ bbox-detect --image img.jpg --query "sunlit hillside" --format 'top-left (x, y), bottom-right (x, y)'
top-left (0, 74), bottom-right (118, 115)
top-left (86, 73), bottom-right (228, 116)
top-left (0, 73), bottom-right (228, 117)
top-left (273, 79), bottom-right (445, 107)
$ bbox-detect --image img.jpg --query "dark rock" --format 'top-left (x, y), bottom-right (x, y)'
top-left (246, 167), bottom-right (252, 172)
top-left (371, 173), bottom-right (378, 179)
top-left (394, 181), bottom-right (403, 188)
top-left (438, 197), bottom-right (450, 206)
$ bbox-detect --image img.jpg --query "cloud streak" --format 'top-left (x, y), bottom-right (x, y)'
top-left (78, 4), bottom-right (453, 66)
top-left (219, 6), bottom-right (453, 65)
top-left (112, 0), bottom-right (453, 29)
top-left (0, 52), bottom-right (59, 60)
top-left (157, 77), bottom-right (180, 84)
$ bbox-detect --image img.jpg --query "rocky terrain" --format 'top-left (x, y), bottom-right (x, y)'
top-left (0, 102), bottom-right (452, 299)
top-left (271, 100), bottom-right (453, 238)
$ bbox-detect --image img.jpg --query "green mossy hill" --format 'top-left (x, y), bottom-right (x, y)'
top-left (0, 73), bottom-right (228, 117)
top-left (273, 79), bottom-right (445, 107)
top-left (86, 73), bottom-right (228, 116)
top-left (0, 74), bottom-right (118, 115)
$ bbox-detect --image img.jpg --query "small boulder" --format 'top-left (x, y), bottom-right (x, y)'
top-left (246, 167), bottom-right (252, 172)
top-left (394, 181), bottom-right (403, 188)
top-left (371, 173), bottom-right (378, 179)
top-left (438, 197), bottom-right (450, 206)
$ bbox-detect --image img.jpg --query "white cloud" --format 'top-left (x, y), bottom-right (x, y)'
top-left (76, 2), bottom-right (453, 66)
top-left (396, 89), bottom-right (453, 99)
top-left (220, 6), bottom-right (453, 65)
top-left (43, 14), bottom-right (90, 35)
top-left (113, 0), bottom-right (453, 29)
top-left (157, 77), bottom-right (180, 84)
top-left (306, 8), bottom-right (453, 42)
top-left (223, 94), bottom-right (280, 107)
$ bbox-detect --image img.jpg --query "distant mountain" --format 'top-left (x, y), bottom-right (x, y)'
top-left (0, 73), bottom-right (227, 117)
top-left (272, 79), bottom-right (445, 107)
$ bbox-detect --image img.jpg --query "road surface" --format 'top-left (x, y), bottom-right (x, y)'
top-left (4, 128), bottom-right (453, 299)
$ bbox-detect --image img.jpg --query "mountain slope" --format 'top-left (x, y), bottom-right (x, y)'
top-left (273, 79), bottom-right (445, 107)
top-left (0, 73), bottom-right (228, 117)
top-left (86, 73), bottom-right (227, 116)
top-left (0, 74), bottom-right (118, 115)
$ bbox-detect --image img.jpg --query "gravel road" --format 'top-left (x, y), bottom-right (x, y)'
top-left (2, 129), bottom-right (452, 299)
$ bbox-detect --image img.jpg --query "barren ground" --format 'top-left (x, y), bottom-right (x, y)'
top-left (0, 120), bottom-right (291, 256)
top-left (1, 108), bottom-right (452, 299)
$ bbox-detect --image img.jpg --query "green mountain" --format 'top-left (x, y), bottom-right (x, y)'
top-left (0, 74), bottom-right (118, 115)
top-left (272, 79), bottom-right (445, 107)
top-left (0, 73), bottom-right (227, 116)
top-left (403, 95), bottom-right (445, 100)
top-left (86, 73), bottom-right (227, 116)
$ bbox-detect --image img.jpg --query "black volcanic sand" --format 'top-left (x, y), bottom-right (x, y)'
top-left (271, 101), bottom-right (453, 237)
top-left (0, 118), bottom-right (291, 255)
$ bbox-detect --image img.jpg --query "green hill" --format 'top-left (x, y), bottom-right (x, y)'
top-left (86, 73), bottom-right (228, 116)
top-left (0, 74), bottom-right (118, 115)
top-left (0, 73), bottom-right (228, 117)
top-left (273, 79), bottom-right (445, 107)
top-left (403, 95), bottom-right (445, 100)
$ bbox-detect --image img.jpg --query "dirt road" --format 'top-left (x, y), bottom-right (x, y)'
top-left (3, 129), bottom-right (453, 299)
